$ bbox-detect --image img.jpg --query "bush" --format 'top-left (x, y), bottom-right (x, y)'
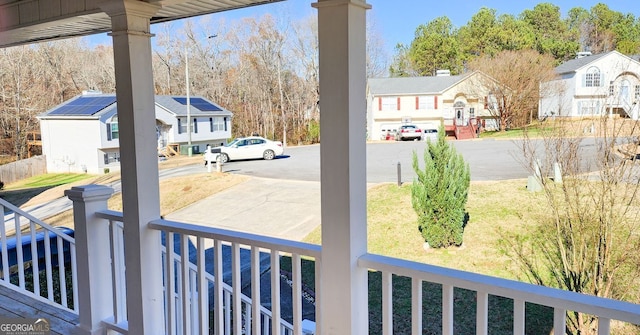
top-left (411, 125), bottom-right (470, 248)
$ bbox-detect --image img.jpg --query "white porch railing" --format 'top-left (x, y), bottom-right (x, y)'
top-left (94, 209), bottom-right (321, 335)
top-left (0, 198), bottom-right (77, 314)
top-left (64, 185), bottom-right (640, 335)
top-left (359, 253), bottom-right (640, 335)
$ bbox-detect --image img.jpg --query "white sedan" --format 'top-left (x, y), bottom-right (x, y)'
top-left (218, 136), bottom-right (284, 163)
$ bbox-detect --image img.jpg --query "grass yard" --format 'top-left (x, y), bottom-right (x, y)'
top-left (286, 180), bottom-right (560, 334)
top-left (0, 173), bottom-right (96, 208)
top-left (5, 158), bottom-right (638, 333)
top-left (304, 180), bottom-right (547, 280)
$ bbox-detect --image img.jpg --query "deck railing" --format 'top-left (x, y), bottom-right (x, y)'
top-left (359, 253), bottom-right (640, 335)
top-left (93, 210), bottom-right (321, 335)
top-left (0, 198), bottom-right (77, 314)
top-left (64, 185), bottom-right (640, 334)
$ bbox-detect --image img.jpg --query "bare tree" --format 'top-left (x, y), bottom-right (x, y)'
top-left (502, 116), bottom-right (640, 334)
top-left (366, 12), bottom-right (389, 78)
top-left (468, 49), bottom-right (557, 131)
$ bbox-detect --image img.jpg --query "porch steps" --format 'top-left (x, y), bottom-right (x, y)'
top-left (455, 125), bottom-right (477, 140)
top-left (0, 284), bottom-right (78, 334)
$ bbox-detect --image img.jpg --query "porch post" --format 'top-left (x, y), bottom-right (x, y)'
top-left (99, 1), bottom-right (165, 334)
top-left (65, 185), bottom-right (114, 335)
top-left (312, 0), bottom-right (370, 334)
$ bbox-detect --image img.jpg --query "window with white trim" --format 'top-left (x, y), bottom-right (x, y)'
top-left (579, 100), bottom-right (601, 115)
top-left (417, 96), bottom-right (435, 110)
top-left (609, 83), bottom-right (615, 96)
top-left (106, 115), bottom-right (119, 141)
top-left (381, 97), bottom-right (397, 111)
top-left (585, 67), bottom-right (601, 87)
top-left (209, 117), bottom-right (226, 132)
top-left (635, 85), bottom-right (640, 100)
top-left (104, 151), bottom-right (120, 165)
top-left (178, 118), bottom-right (187, 134)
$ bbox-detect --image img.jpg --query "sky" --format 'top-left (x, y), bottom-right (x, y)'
top-left (87, 0), bottom-right (640, 56)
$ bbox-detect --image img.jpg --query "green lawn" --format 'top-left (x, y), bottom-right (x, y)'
top-left (0, 173), bottom-right (96, 208)
top-left (3, 173), bottom-right (95, 190)
top-left (479, 124), bottom-right (557, 139)
top-left (284, 180), bottom-right (558, 334)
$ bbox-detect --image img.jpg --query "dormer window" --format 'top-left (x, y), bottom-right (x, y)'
top-left (585, 67), bottom-right (601, 87)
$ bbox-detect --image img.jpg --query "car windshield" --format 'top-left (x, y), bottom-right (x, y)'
top-left (225, 138), bottom-right (242, 147)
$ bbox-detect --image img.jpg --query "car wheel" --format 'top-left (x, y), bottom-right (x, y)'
top-left (219, 153), bottom-right (229, 163)
top-left (263, 150), bottom-right (275, 160)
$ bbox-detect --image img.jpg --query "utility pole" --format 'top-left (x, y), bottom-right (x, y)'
top-left (185, 46), bottom-right (192, 157)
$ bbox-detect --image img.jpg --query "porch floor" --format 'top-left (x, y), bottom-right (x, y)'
top-left (0, 284), bottom-right (78, 334)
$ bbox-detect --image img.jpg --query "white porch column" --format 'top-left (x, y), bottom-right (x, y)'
top-left (65, 185), bottom-right (114, 335)
top-left (312, 0), bottom-right (370, 334)
top-left (99, 1), bottom-right (165, 334)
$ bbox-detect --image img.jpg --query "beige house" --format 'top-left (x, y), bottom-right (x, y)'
top-left (367, 71), bottom-right (498, 140)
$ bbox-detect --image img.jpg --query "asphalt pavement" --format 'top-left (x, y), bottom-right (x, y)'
top-left (15, 138), bottom-right (604, 240)
top-left (165, 139), bottom-right (533, 240)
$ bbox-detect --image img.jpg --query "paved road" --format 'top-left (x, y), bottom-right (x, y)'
top-left (184, 138), bottom-right (601, 182)
top-left (10, 165), bottom-right (218, 227)
top-left (166, 138), bottom-right (600, 240)
top-left (16, 137), bottom-right (604, 239)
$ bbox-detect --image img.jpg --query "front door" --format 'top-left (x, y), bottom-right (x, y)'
top-left (455, 108), bottom-right (465, 126)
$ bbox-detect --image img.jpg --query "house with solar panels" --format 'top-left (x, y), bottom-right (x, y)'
top-left (38, 92), bottom-right (233, 174)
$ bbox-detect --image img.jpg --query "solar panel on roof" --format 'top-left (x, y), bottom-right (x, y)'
top-left (173, 97), bottom-right (222, 111)
top-left (48, 96), bottom-right (116, 116)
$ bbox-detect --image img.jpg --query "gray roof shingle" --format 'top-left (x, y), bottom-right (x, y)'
top-left (554, 52), bottom-right (612, 74)
top-left (368, 74), bottom-right (472, 95)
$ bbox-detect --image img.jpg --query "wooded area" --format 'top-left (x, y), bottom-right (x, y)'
top-left (0, 13), bottom-right (387, 161)
top-left (391, 3), bottom-right (640, 77)
top-left (0, 3), bottom-right (638, 159)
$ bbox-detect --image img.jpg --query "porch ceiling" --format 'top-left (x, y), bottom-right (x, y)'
top-left (0, 0), bottom-right (285, 48)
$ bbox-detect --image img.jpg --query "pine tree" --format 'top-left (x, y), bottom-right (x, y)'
top-left (411, 126), bottom-right (470, 248)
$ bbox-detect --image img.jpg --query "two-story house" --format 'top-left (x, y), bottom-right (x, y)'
top-left (367, 71), bottom-right (498, 140)
top-left (38, 92), bottom-right (233, 174)
top-left (539, 51), bottom-right (640, 120)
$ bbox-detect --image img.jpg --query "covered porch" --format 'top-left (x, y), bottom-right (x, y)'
top-left (0, 0), bottom-right (640, 334)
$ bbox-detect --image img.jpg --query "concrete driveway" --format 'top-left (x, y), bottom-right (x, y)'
top-left (166, 177), bottom-right (321, 241)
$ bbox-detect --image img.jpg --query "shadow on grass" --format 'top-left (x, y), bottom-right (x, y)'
top-left (0, 186), bottom-right (56, 210)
